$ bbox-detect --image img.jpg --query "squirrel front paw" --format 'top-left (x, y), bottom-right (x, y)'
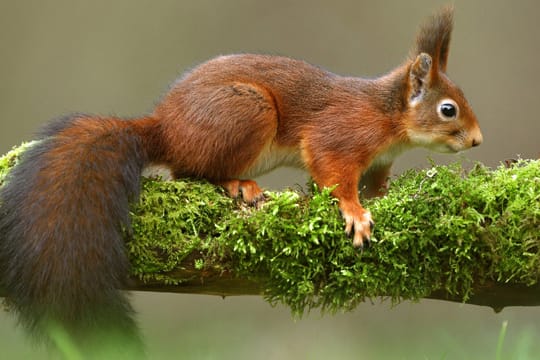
top-left (340, 205), bottom-right (374, 249)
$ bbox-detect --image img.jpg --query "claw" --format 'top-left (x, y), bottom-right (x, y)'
top-left (353, 234), bottom-right (371, 250)
top-left (353, 238), bottom-right (364, 249)
top-left (363, 235), bottom-right (371, 249)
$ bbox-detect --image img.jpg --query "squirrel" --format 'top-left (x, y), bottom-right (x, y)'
top-left (0, 5), bottom-right (481, 357)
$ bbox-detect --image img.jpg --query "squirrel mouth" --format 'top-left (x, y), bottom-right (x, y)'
top-left (424, 142), bottom-right (460, 154)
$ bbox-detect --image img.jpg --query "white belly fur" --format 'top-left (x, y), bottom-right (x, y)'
top-left (368, 143), bottom-right (410, 170)
top-left (141, 143), bottom-right (407, 182)
top-left (141, 145), bottom-right (304, 181)
top-left (240, 144), bottom-right (304, 178)
top-left (142, 164), bottom-right (174, 180)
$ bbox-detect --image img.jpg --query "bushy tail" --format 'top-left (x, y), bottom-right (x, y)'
top-left (0, 114), bottom-right (153, 358)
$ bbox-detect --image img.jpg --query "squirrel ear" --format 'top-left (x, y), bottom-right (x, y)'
top-left (408, 53), bottom-right (432, 104)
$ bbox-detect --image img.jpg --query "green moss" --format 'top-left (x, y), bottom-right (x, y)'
top-left (0, 141), bottom-right (38, 187)
top-left (1, 144), bottom-right (539, 314)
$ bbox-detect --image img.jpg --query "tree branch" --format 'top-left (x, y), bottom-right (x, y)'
top-left (1, 144), bottom-right (540, 312)
top-left (125, 261), bottom-right (540, 312)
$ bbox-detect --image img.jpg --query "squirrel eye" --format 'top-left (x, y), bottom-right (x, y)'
top-left (441, 103), bottom-right (456, 117)
top-left (437, 100), bottom-right (458, 120)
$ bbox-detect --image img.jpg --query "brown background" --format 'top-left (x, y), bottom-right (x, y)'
top-left (1, 0), bottom-right (539, 358)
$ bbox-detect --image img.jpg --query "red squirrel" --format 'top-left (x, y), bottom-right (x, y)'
top-left (0, 6), bottom-right (481, 356)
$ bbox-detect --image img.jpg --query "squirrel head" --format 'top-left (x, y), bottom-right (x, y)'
top-left (404, 5), bottom-right (482, 153)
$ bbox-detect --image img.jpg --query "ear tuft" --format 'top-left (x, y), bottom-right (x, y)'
top-left (409, 53), bottom-right (432, 103)
top-left (412, 6), bottom-right (454, 72)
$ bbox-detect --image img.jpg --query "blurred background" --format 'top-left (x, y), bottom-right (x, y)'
top-left (1, 0), bottom-right (539, 358)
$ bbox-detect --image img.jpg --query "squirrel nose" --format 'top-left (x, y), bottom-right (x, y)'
top-left (470, 128), bottom-right (483, 147)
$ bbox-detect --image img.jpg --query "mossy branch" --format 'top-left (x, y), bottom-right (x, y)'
top-left (1, 143), bottom-right (540, 312)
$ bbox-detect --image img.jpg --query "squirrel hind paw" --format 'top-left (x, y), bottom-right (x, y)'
top-left (219, 179), bottom-right (265, 205)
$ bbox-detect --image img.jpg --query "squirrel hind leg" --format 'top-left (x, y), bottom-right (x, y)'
top-left (360, 164), bottom-right (392, 199)
top-left (217, 179), bottom-right (265, 205)
top-left (162, 81), bottom-right (279, 180)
